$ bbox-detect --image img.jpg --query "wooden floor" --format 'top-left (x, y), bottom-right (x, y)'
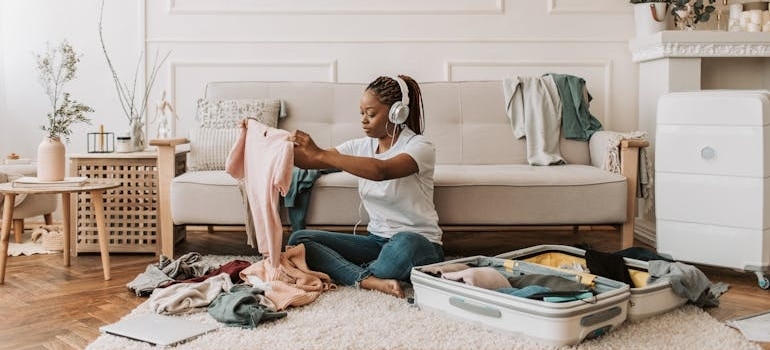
top-left (2, 225), bottom-right (770, 350)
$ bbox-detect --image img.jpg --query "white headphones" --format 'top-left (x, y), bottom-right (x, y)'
top-left (387, 75), bottom-right (410, 125)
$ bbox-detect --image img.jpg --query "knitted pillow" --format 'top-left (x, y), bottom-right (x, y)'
top-left (187, 127), bottom-right (241, 171)
top-left (196, 98), bottom-right (281, 129)
top-left (187, 99), bottom-right (281, 171)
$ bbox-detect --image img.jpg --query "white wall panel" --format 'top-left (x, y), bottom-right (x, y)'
top-left (145, 1), bottom-right (631, 41)
top-left (168, 0), bottom-right (503, 14)
top-left (547, 0), bottom-right (630, 14)
top-left (167, 60), bottom-right (337, 134)
top-left (1, 0), bottom-right (643, 161)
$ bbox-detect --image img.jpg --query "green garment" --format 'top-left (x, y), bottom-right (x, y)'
top-left (548, 73), bottom-right (603, 141)
top-left (208, 284), bottom-right (287, 329)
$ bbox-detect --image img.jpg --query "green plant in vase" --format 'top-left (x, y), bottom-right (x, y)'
top-left (35, 40), bottom-right (94, 142)
top-left (671, 0), bottom-right (716, 29)
top-left (34, 40), bottom-right (94, 181)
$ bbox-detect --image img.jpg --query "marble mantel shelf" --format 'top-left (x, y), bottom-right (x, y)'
top-left (630, 30), bottom-right (770, 62)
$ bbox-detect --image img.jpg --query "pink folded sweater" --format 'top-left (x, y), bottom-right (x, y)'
top-left (240, 243), bottom-right (337, 311)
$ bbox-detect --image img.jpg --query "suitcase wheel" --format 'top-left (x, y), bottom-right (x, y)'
top-left (755, 272), bottom-right (770, 290)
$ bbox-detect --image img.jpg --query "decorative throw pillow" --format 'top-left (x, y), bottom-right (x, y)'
top-left (187, 99), bottom-right (282, 171)
top-left (196, 98), bottom-right (281, 129)
top-left (187, 127), bottom-right (241, 171)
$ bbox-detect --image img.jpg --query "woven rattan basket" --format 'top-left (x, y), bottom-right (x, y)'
top-left (42, 230), bottom-right (64, 251)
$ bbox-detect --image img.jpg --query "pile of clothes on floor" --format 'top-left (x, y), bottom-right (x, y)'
top-left (126, 244), bottom-right (336, 329)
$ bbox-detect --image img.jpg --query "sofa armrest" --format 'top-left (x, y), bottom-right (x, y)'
top-left (150, 138), bottom-right (189, 257)
top-left (587, 131), bottom-right (650, 248)
top-left (620, 138), bottom-right (649, 248)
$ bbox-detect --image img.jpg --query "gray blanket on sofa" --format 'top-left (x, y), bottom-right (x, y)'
top-left (503, 76), bottom-right (565, 166)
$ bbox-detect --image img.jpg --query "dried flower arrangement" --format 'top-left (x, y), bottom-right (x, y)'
top-left (98, 0), bottom-right (169, 151)
top-left (34, 40), bottom-right (94, 142)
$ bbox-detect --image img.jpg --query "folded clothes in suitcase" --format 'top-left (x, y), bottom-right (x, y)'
top-left (411, 256), bottom-right (630, 347)
top-left (495, 245), bottom-right (688, 321)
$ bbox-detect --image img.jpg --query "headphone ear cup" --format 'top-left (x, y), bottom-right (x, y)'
top-left (389, 101), bottom-right (410, 125)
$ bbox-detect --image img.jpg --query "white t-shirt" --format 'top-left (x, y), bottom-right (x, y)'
top-left (336, 127), bottom-right (443, 244)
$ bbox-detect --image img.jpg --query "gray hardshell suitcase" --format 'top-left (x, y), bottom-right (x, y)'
top-left (495, 244), bottom-right (687, 321)
top-left (411, 256), bottom-right (630, 347)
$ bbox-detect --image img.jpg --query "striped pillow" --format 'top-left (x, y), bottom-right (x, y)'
top-left (187, 127), bottom-right (240, 171)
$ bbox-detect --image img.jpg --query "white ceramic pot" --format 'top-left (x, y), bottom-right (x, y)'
top-left (37, 136), bottom-right (66, 181)
top-left (634, 2), bottom-right (669, 37)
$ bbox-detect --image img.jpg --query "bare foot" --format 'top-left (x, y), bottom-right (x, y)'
top-left (360, 276), bottom-right (405, 298)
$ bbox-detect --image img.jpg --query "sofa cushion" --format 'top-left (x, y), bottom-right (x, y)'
top-left (172, 164), bottom-right (627, 228)
top-left (171, 171), bottom-right (246, 225)
top-left (433, 164), bottom-right (627, 225)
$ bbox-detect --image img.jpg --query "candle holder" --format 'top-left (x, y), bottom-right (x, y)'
top-left (87, 132), bottom-right (115, 153)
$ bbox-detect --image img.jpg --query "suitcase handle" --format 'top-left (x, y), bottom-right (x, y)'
top-left (449, 296), bottom-right (502, 318)
top-left (580, 306), bottom-right (622, 327)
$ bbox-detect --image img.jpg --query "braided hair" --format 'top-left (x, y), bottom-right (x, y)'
top-left (366, 75), bottom-right (424, 135)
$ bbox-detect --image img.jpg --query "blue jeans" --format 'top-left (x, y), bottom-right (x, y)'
top-left (287, 230), bottom-right (444, 286)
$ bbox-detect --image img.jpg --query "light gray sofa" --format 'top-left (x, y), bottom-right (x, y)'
top-left (152, 81), bottom-right (647, 258)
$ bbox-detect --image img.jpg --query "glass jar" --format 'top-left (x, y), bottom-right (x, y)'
top-left (116, 134), bottom-right (132, 153)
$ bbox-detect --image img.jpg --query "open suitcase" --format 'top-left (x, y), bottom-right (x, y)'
top-left (411, 255), bottom-right (630, 347)
top-left (495, 245), bottom-right (688, 321)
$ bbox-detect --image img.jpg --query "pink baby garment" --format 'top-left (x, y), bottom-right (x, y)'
top-left (226, 120), bottom-right (293, 270)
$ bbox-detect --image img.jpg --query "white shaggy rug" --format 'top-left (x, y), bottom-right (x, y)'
top-left (6, 237), bottom-right (56, 256)
top-left (87, 256), bottom-right (760, 350)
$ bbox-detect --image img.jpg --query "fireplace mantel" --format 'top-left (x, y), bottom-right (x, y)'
top-left (630, 31), bottom-right (770, 62)
top-left (629, 30), bottom-right (770, 246)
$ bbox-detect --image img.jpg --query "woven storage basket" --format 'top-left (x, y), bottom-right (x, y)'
top-left (42, 230), bottom-right (65, 251)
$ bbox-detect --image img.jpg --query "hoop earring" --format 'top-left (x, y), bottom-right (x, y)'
top-left (385, 121), bottom-right (394, 137)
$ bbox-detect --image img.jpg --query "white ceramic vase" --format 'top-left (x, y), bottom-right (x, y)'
top-left (37, 136), bottom-right (66, 181)
top-left (633, 2), bottom-right (669, 37)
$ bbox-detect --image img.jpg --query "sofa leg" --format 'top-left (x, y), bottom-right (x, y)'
top-left (174, 225), bottom-right (187, 243)
top-left (572, 226), bottom-right (580, 234)
top-left (44, 213), bottom-right (53, 225)
top-left (12, 219), bottom-right (24, 243)
top-left (207, 225), bottom-right (215, 234)
top-left (620, 222), bottom-right (634, 249)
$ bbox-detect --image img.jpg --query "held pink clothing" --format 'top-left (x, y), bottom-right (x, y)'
top-left (225, 120), bottom-right (293, 270)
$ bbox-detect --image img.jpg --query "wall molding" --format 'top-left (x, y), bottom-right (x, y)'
top-left (147, 36), bottom-right (630, 44)
top-left (166, 0), bottom-right (503, 15)
top-left (444, 59), bottom-right (613, 127)
top-left (547, 0), bottom-right (630, 14)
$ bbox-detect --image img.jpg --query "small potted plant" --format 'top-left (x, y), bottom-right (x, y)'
top-left (670, 0), bottom-right (716, 30)
top-left (630, 0), bottom-right (671, 37)
top-left (34, 40), bottom-right (94, 181)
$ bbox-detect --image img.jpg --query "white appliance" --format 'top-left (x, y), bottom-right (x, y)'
top-left (655, 90), bottom-right (770, 288)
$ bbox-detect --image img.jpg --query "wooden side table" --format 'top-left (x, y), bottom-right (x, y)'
top-left (0, 180), bottom-right (121, 283)
top-left (68, 151), bottom-right (186, 255)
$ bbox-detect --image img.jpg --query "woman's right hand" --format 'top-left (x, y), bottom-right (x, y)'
top-left (290, 129), bottom-right (323, 168)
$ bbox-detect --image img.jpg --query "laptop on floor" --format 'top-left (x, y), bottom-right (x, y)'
top-left (99, 313), bottom-right (217, 347)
